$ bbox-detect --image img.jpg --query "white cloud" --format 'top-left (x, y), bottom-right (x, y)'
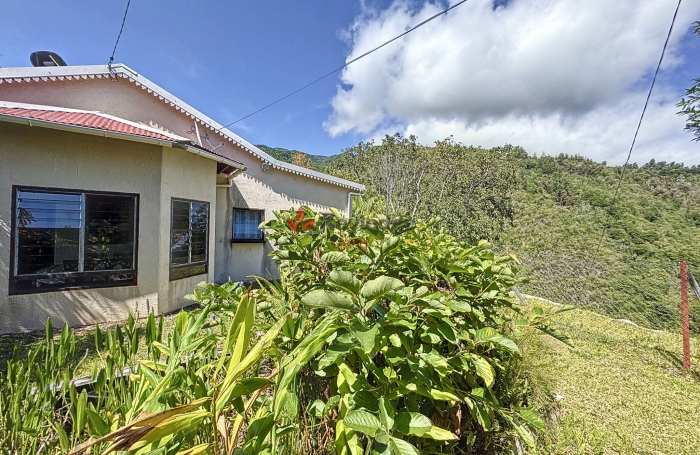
top-left (325, 0), bottom-right (700, 164)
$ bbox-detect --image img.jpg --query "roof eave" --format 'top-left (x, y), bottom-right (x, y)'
top-left (0, 112), bottom-right (247, 172)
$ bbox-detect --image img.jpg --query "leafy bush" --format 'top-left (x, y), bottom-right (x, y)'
top-left (260, 207), bottom-right (552, 453)
top-left (1, 207), bottom-right (563, 454)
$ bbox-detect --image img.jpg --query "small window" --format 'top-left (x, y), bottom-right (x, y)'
top-left (10, 186), bottom-right (138, 294)
top-left (232, 209), bottom-right (264, 243)
top-left (170, 198), bottom-right (209, 280)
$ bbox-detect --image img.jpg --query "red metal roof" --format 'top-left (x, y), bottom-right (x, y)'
top-left (0, 107), bottom-right (177, 141)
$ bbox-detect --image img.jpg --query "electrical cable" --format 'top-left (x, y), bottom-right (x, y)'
top-left (595, 0), bottom-right (683, 253)
top-left (217, 0), bottom-right (470, 130)
top-left (108, 0), bottom-right (132, 72)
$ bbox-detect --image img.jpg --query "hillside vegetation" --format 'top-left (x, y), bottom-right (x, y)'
top-left (256, 144), bottom-right (336, 172)
top-left (502, 155), bottom-right (700, 332)
top-left (264, 144), bottom-right (700, 332)
top-left (524, 298), bottom-right (700, 455)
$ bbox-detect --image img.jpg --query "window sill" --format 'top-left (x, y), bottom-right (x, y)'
top-left (231, 239), bottom-right (265, 244)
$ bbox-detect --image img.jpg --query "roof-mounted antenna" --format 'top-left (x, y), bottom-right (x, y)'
top-left (30, 51), bottom-right (67, 67)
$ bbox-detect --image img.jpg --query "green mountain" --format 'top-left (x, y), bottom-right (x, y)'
top-left (499, 155), bottom-right (700, 332)
top-left (257, 144), bottom-right (700, 332)
top-left (255, 144), bottom-right (337, 172)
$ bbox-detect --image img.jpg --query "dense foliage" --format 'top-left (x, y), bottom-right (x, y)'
top-left (256, 144), bottom-right (335, 172)
top-left (259, 207), bottom-right (567, 454)
top-left (0, 208), bottom-right (567, 454)
top-left (677, 21), bottom-right (700, 141)
top-left (500, 153), bottom-right (700, 332)
top-left (326, 134), bottom-right (522, 243)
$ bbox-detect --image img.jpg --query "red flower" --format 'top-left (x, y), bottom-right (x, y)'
top-left (295, 207), bottom-right (306, 222)
top-left (286, 218), bottom-right (300, 231)
top-left (302, 219), bottom-right (316, 231)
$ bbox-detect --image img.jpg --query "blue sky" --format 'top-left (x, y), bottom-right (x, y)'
top-left (1, 0), bottom-right (699, 164)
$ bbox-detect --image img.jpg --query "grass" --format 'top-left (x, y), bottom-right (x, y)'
top-left (0, 312), bottom-right (180, 378)
top-left (524, 298), bottom-right (700, 455)
top-left (2, 297), bottom-right (699, 454)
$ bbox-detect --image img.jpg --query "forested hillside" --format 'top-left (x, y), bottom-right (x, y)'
top-left (502, 155), bottom-right (700, 332)
top-left (256, 144), bottom-right (336, 172)
top-left (260, 143), bottom-right (700, 332)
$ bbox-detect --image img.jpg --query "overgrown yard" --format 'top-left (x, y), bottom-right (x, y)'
top-left (524, 298), bottom-right (700, 455)
top-left (0, 313), bottom-right (180, 378)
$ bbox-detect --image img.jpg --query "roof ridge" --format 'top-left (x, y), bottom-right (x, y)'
top-left (0, 64), bottom-right (365, 191)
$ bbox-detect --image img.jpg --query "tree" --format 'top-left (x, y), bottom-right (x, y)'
top-left (291, 152), bottom-right (313, 169)
top-left (327, 134), bottom-right (521, 242)
top-left (678, 21), bottom-right (700, 141)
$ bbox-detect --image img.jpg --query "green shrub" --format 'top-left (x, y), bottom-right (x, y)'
top-left (260, 207), bottom-right (554, 453)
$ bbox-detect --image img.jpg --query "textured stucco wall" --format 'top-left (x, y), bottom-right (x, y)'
top-left (158, 147), bottom-right (217, 314)
top-left (215, 170), bottom-right (348, 282)
top-left (0, 123), bottom-right (163, 332)
top-left (1, 77), bottom-right (352, 284)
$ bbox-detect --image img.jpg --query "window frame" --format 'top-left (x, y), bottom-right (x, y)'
top-left (231, 208), bottom-right (265, 244)
top-left (9, 185), bottom-right (139, 295)
top-left (169, 197), bottom-right (210, 281)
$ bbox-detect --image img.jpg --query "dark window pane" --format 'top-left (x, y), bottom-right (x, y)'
top-left (172, 201), bottom-right (190, 230)
top-left (16, 191), bottom-right (81, 275)
top-left (170, 200), bottom-right (209, 275)
top-left (233, 209), bottom-right (263, 240)
top-left (84, 194), bottom-right (136, 271)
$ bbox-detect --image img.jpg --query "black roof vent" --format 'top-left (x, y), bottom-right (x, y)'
top-left (30, 51), bottom-right (67, 67)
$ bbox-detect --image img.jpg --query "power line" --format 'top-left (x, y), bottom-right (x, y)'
top-left (595, 0), bottom-right (683, 253)
top-left (108, 0), bottom-right (132, 71)
top-left (217, 0), bottom-right (470, 131)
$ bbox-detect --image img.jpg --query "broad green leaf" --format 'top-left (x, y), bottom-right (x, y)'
top-left (336, 419), bottom-right (363, 455)
top-left (352, 391), bottom-right (379, 412)
top-left (471, 355), bottom-right (495, 387)
top-left (423, 425), bottom-right (458, 440)
top-left (475, 328), bottom-right (520, 353)
top-left (394, 412), bottom-right (431, 436)
top-left (444, 300), bottom-right (472, 313)
top-left (329, 270), bottom-right (362, 296)
top-left (318, 335), bottom-right (356, 369)
top-left (428, 389), bottom-right (460, 402)
top-left (301, 290), bottom-right (357, 311)
top-left (384, 347), bottom-right (406, 365)
top-left (378, 397), bottom-right (395, 430)
top-left (360, 276), bottom-right (404, 301)
top-left (475, 327), bottom-right (498, 341)
top-left (418, 349), bottom-right (450, 376)
top-left (344, 410), bottom-right (382, 437)
top-left (380, 237), bottom-right (400, 255)
top-left (351, 321), bottom-right (380, 354)
top-left (388, 436), bottom-right (420, 455)
top-left (307, 399), bottom-right (325, 419)
top-left (320, 251), bottom-right (350, 263)
top-left (518, 408), bottom-right (546, 431)
top-left (86, 406), bottom-right (110, 436)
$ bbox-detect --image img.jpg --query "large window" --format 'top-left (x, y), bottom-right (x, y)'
top-left (10, 187), bottom-right (138, 294)
top-left (232, 209), bottom-right (264, 242)
top-left (170, 198), bottom-right (209, 280)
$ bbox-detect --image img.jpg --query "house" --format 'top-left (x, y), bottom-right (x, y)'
top-left (0, 63), bottom-right (364, 333)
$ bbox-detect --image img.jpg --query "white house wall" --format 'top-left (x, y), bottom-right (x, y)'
top-left (0, 123), bottom-right (164, 332)
top-left (0, 76), bottom-right (351, 284)
top-left (158, 146), bottom-right (217, 314)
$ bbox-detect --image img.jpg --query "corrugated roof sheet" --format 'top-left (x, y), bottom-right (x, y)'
top-left (0, 107), bottom-right (177, 141)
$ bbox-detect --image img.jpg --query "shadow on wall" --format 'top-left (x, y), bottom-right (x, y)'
top-left (2, 287), bottom-right (156, 334)
top-left (235, 171), bottom-right (344, 213)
